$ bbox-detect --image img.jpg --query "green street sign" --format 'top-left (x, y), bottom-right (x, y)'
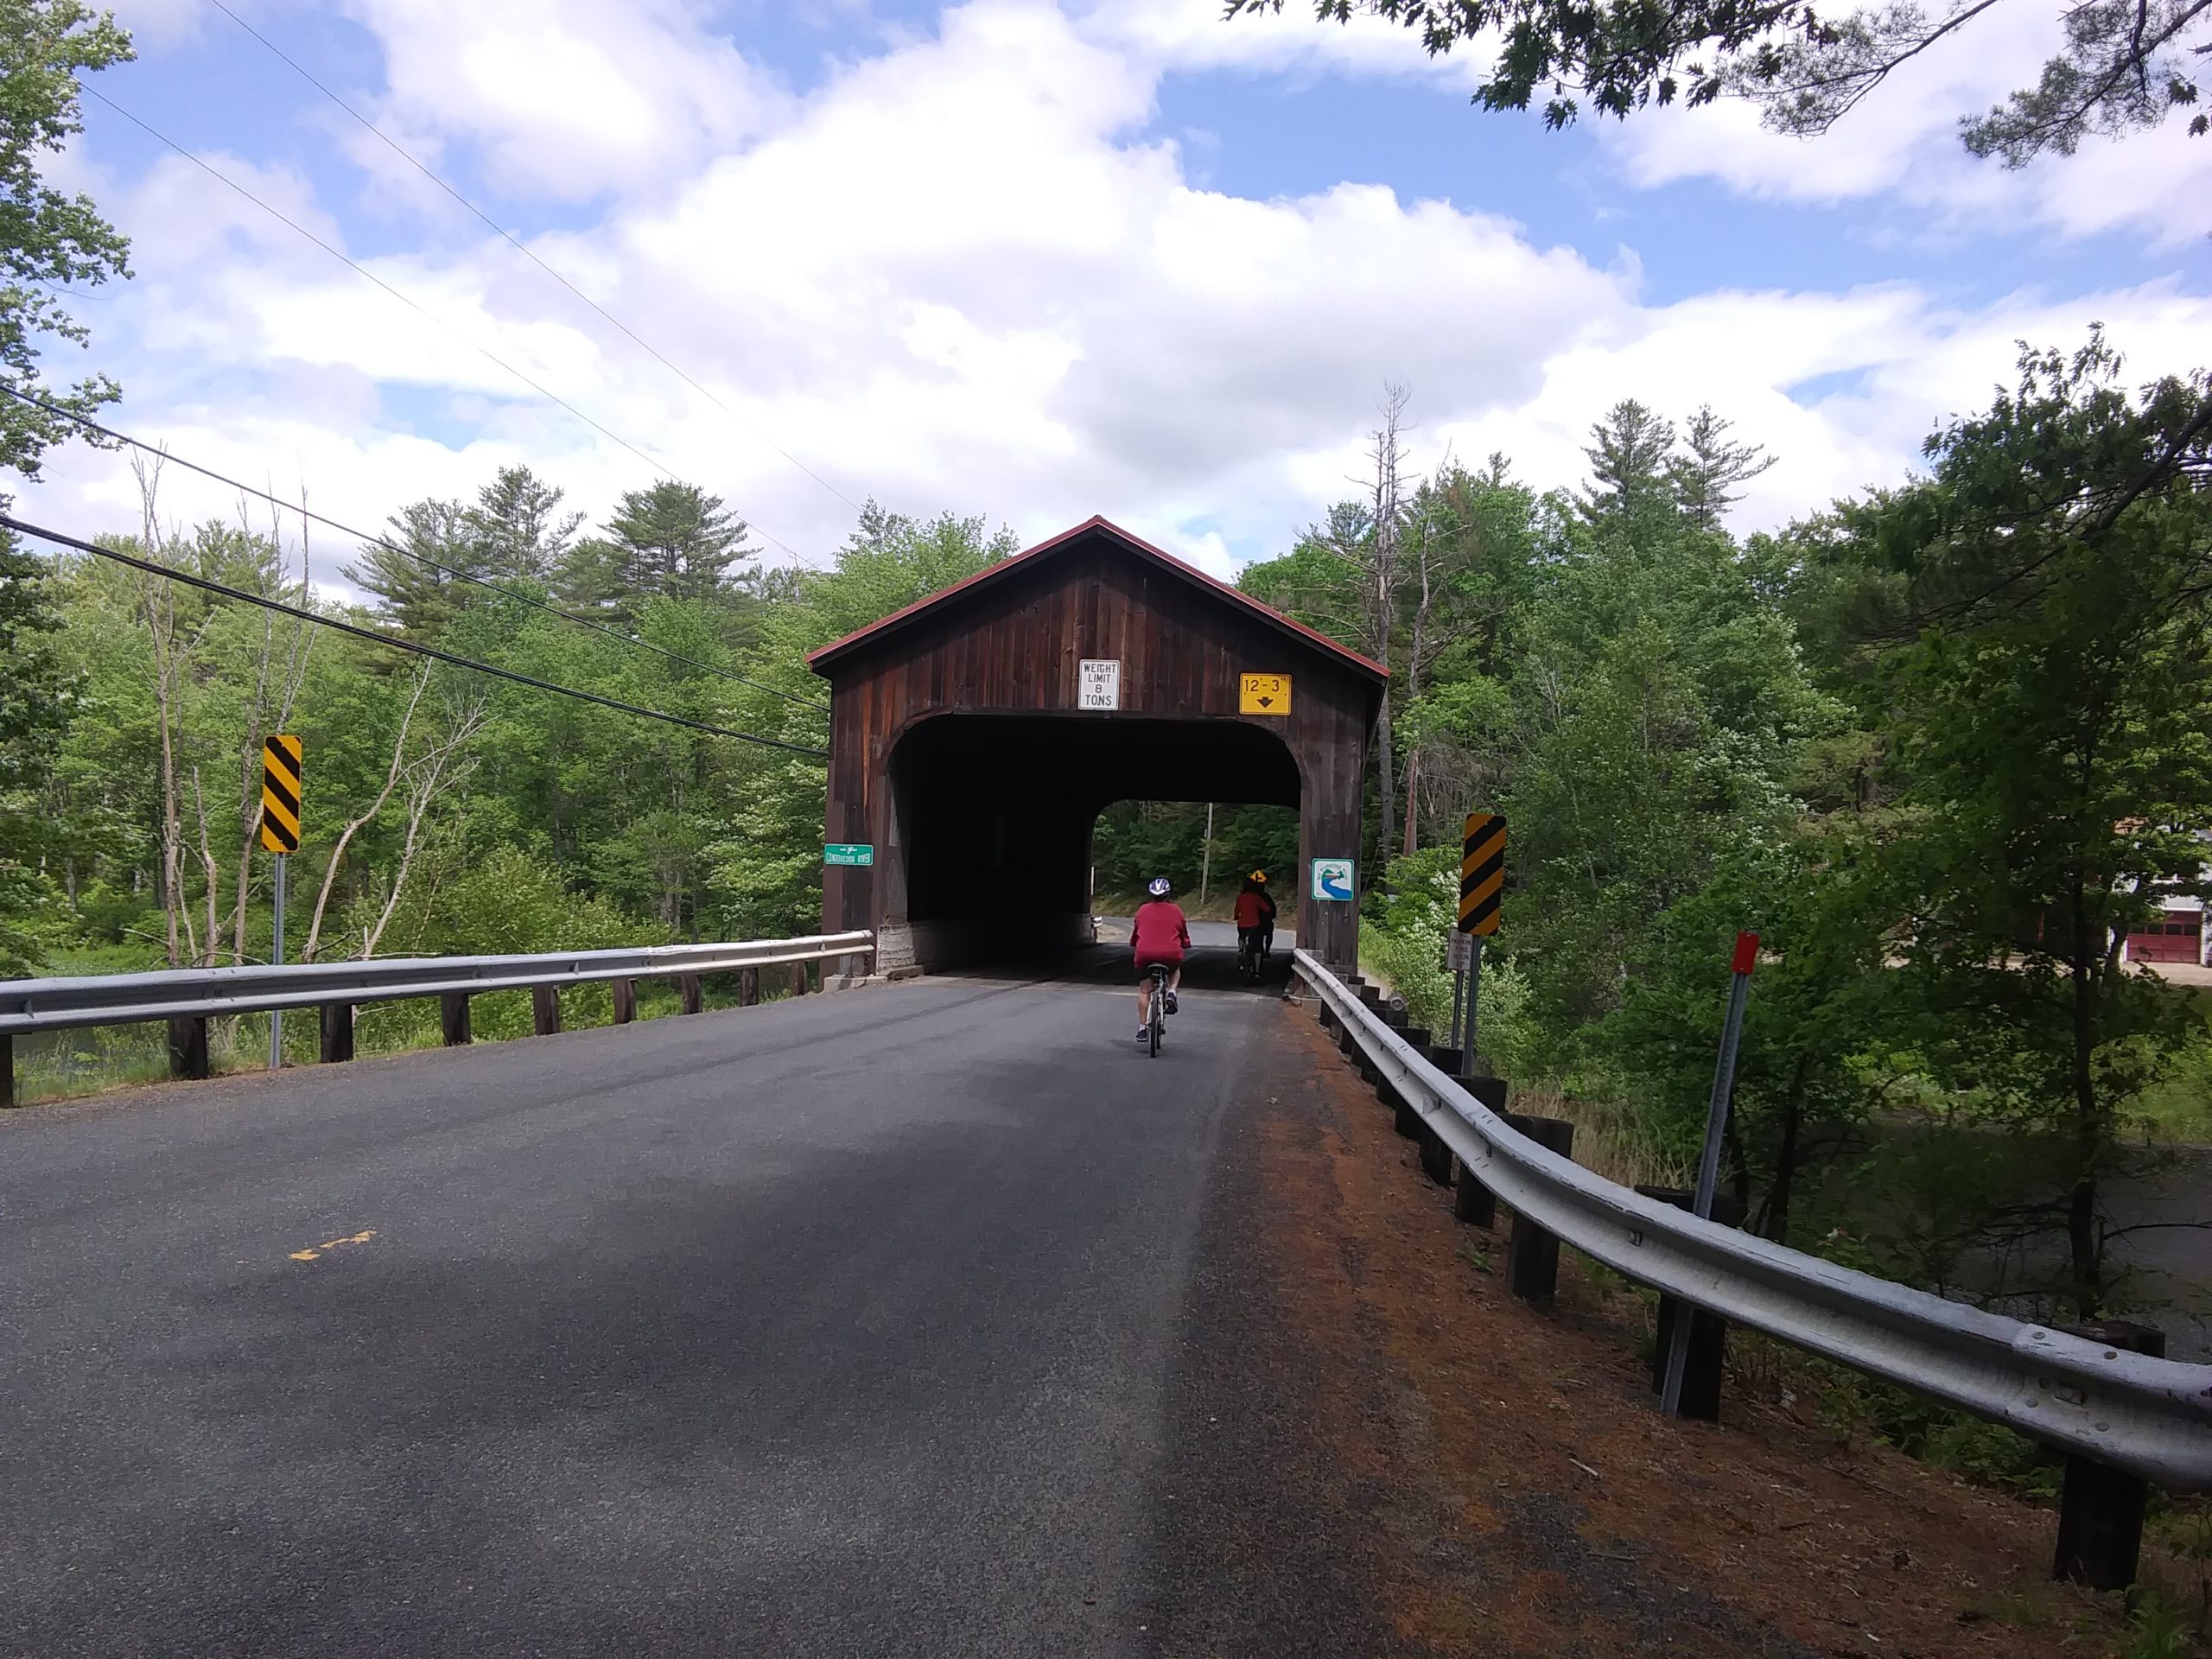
top-left (824, 843), bottom-right (874, 868)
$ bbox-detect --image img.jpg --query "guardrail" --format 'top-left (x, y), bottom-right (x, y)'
top-left (0, 932), bottom-right (875, 1106)
top-left (1290, 948), bottom-right (2212, 1579)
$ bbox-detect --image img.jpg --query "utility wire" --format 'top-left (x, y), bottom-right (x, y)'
top-left (3, 513), bottom-right (830, 759)
top-left (0, 381), bottom-right (829, 713)
top-left (79, 84), bottom-right (813, 567)
top-left (205, 0), bottom-right (867, 521)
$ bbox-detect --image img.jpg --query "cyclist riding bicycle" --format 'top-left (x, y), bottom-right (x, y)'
top-left (1130, 876), bottom-right (1191, 1043)
top-left (1233, 870), bottom-right (1278, 969)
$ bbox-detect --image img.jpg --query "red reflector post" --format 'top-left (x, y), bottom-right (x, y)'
top-left (1732, 932), bottom-right (1760, 976)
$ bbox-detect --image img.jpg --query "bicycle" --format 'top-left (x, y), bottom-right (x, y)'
top-left (1143, 962), bottom-right (1170, 1057)
top-left (1236, 929), bottom-right (1262, 984)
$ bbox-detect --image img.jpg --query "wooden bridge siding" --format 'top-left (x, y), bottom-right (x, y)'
top-left (820, 542), bottom-right (1374, 966)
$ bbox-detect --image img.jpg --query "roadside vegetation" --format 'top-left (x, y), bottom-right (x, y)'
top-left (1251, 350), bottom-right (2212, 1341)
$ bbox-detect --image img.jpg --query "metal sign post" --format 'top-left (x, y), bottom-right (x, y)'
top-left (1445, 928), bottom-right (1471, 1051)
top-left (1661, 930), bottom-right (1759, 1417)
top-left (1457, 812), bottom-right (1505, 1077)
top-left (259, 734), bottom-right (302, 1070)
top-left (268, 854), bottom-right (286, 1068)
top-left (1462, 936), bottom-right (1486, 1077)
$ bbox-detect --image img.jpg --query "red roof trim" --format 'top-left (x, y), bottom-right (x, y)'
top-left (804, 514), bottom-right (1389, 681)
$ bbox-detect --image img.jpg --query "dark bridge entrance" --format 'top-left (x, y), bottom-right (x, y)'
top-left (809, 518), bottom-right (1384, 972)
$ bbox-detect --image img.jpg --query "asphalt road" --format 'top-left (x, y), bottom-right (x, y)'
top-left (0, 941), bottom-right (1326, 1657)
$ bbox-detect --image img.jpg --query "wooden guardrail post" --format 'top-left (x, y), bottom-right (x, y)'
top-left (1503, 1113), bottom-right (1574, 1306)
top-left (168, 1016), bottom-right (209, 1081)
top-left (531, 985), bottom-right (561, 1036)
top-left (319, 1002), bottom-right (354, 1065)
top-left (791, 961), bottom-right (810, 997)
top-left (2053, 1319), bottom-right (2164, 1591)
top-left (1637, 1186), bottom-right (1746, 1421)
top-left (1452, 1075), bottom-right (1508, 1228)
top-left (1416, 1117), bottom-right (1452, 1186)
top-left (612, 978), bottom-right (637, 1024)
top-left (440, 992), bottom-right (471, 1046)
top-left (738, 967), bottom-right (759, 1007)
top-left (2, 1033), bottom-right (14, 1108)
top-left (679, 974), bottom-right (703, 1015)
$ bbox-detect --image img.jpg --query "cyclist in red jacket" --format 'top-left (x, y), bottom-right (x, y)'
top-left (1232, 871), bottom-right (1276, 976)
top-left (1131, 876), bottom-right (1191, 1041)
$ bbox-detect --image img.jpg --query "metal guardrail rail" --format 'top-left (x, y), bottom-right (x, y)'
top-left (0, 933), bottom-right (875, 1035)
top-left (1293, 948), bottom-right (2212, 1492)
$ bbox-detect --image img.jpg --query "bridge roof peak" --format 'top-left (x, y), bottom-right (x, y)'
top-left (804, 514), bottom-right (1388, 681)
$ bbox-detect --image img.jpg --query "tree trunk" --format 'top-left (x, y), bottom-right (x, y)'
top-left (1374, 692), bottom-right (1397, 863)
top-left (2064, 904), bottom-right (2113, 1316)
top-left (1764, 1054), bottom-right (1810, 1243)
top-left (1722, 1085), bottom-right (1753, 1217)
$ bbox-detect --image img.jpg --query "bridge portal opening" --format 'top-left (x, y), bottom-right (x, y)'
top-left (1089, 800), bottom-right (1300, 918)
top-left (884, 713), bottom-right (1300, 967)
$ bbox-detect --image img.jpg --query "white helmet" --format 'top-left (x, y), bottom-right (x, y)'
top-left (1147, 876), bottom-right (1172, 897)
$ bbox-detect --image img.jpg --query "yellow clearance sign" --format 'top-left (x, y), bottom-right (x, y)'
top-left (1239, 673), bottom-right (1291, 715)
top-left (260, 734), bottom-right (302, 854)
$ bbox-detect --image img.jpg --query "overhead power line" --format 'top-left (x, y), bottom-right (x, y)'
top-left (0, 382), bottom-right (828, 713)
top-left (79, 84), bottom-right (813, 568)
top-left (2, 514), bottom-right (830, 759)
top-left (205, 0), bottom-right (867, 521)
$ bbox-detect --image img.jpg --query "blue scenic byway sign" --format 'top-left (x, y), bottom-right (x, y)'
top-left (1310, 857), bottom-right (1355, 901)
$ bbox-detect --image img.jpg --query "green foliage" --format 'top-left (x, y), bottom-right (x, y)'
top-left (0, 0), bottom-right (132, 476)
top-left (1228, 0), bottom-right (2211, 162)
top-left (1361, 842), bottom-right (1536, 1069)
top-left (705, 501), bottom-right (1019, 940)
top-left (0, 526), bottom-right (72, 970)
top-left (1245, 337), bottom-right (2212, 1334)
top-left (1830, 334), bottom-right (2212, 1313)
top-left (553, 480), bottom-right (760, 623)
top-left (1090, 800), bottom-right (1298, 903)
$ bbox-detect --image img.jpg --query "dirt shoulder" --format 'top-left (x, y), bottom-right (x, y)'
top-left (1141, 1002), bottom-right (2129, 1658)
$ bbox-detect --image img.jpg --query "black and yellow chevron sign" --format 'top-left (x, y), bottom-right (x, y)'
top-left (259, 734), bottom-right (302, 855)
top-left (1459, 810), bottom-right (1505, 936)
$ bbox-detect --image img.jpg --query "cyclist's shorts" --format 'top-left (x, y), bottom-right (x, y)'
top-left (1134, 950), bottom-right (1182, 972)
top-left (1236, 926), bottom-right (1263, 945)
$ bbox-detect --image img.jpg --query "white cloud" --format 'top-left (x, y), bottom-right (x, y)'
top-left (343, 0), bottom-right (791, 203)
top-left (21, 0), bottom-right (2212, 591)
top-left (1078, 0), bottom-right (1486, 88)
top-left (1598, 5), bottom-right (2212, 248)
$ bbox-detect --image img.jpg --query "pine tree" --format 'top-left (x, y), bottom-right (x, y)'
top-left (343, 498), bottom-right (472, 638)
top-left (1670, 405), bottom-right (1775, 531)
top-left (588, 480), bottom-right (756, 610)
top-left (466, 466), bottom-right (582, 586)
top-left (1579, 400), bottom-right (1676, 519)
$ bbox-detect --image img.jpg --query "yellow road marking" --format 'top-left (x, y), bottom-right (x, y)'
top-left (288, 1228), bottom-right (376, 1263)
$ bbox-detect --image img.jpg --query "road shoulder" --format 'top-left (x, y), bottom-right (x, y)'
top-left (1141, 1003), bottom-right (2123, 1657)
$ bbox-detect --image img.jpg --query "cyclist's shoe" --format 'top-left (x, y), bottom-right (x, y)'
top-left (1136, 1027), bottom-right (1150, 1044)
top-left (1165, 991), bottom-right (1179, 1015)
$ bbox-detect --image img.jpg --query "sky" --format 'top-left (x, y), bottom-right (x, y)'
top-left (19, 0), bottom-right (2212, 592)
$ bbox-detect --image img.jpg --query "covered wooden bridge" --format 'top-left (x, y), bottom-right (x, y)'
top-left (807, 517), bottom-right (1385, 972)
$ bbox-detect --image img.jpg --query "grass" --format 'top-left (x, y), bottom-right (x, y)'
top-left (1512, 1082), bottom-right (1690, 1192)
top-left (2133, 1027), bottom-right (2212, 1146)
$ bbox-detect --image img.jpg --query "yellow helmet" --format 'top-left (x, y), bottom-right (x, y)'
top-left (1249, 869), bottom-right (1268, 884)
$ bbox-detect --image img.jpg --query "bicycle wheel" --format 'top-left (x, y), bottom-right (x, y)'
top-left (1148, 981), bottom-right (1163, 1056)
